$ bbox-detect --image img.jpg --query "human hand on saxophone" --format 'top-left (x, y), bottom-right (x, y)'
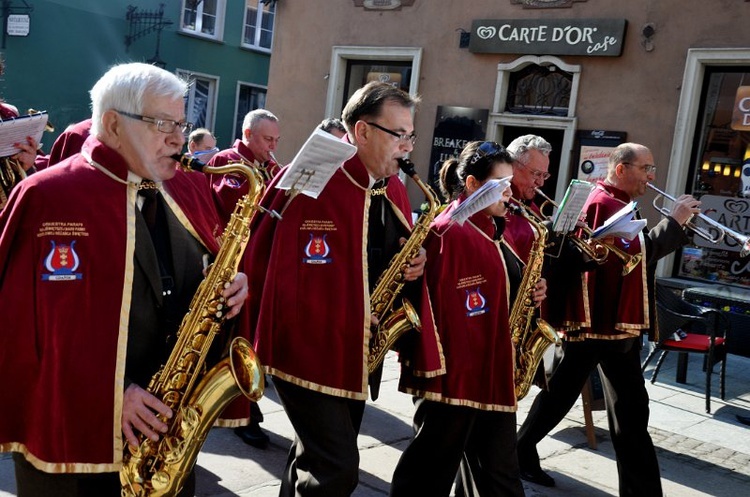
top-left (221, 272), bottom-right (249, 319)
top-left (401, 239), bottom-right (426, 281)
top-left (532, 278), bottom-right (547, 308)
top-left (121, 273), bottom-right (249, 447)
top-left (122, 384), bottom-right (173, 448)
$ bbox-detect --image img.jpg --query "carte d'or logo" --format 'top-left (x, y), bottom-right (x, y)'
top-left (476, 26), bottom-right (497, 39)
top-left (724, 199), bottom-right (749, 215)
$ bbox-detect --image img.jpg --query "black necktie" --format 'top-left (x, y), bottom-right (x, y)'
top-left (368, 179), bottom-right (389, 287)
top-left (138, 181), bottom-right (174, 294)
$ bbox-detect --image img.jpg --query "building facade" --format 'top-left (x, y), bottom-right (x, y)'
top-left (0, 0), bottom-right (275, 148)
top-left (265, 0), bottom-right (750, 289)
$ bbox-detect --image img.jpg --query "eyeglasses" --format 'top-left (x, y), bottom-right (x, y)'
top-left (515, 160), bottom-right (551, 180)
top-left (622, 162), bottom-right (657, 174)
top-left (117, 110), bottom-right (194, 134)
top-left (468, 141), bottom-right (504, 166)
top-left (366, 122), bottom-right (417, 145)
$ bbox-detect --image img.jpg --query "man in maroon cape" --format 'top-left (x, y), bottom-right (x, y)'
top-left (246, 82), bottom-right (444, 496)
top-left (516, 143), bottom-right (700, 495)
top-left (207, 108), bottom-right (281, 222)
top-left (0, 62), bottom-right (248, 497)
top-left (207, 108), bottom-right (280, 449)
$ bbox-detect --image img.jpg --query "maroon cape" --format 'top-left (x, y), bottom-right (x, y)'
top-left (575, 181), bottom-right (648, 339)
top-left (245, 153), bottom-right (444, 400)
top-left (399, 201), bottom-right (515, 410)
top-left (39, 118), bottom-right (93, 170)
top-left (0, 137), bottom-right (223, 473)
top-left (207, 139), bottom-right (280, 222)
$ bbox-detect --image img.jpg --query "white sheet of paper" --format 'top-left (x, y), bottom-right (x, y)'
top-left (0, 112), bottom-right (48, 157)
top-left (450, 176), bottom-right (512, 225)
top-left (591, 201), bottom-right (647, 240)
top-left (552, 180), bottom-right (595, 233)
top-left (276, 127), bottom-right (357, 199)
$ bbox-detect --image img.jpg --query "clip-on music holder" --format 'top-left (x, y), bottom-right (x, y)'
top-left (278, 168), bottom-right (317, 217)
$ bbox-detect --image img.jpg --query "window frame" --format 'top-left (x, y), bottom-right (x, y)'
top-left (180, 0), bottom-right (226, 41)
top-left (232, 81), bottom-right (268, 141)
top-left (325, 46), bottom-right (422, 120)
top-left (241, 0), bottom-right (275, 53)
top-left (177, 68), bottom-right (220, 133)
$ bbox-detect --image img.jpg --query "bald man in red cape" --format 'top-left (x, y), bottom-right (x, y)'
top-left (516, 143), bottom-right (699, 494)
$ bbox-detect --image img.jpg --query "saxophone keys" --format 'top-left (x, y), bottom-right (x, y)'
top-left (150, 470), bottom-right (171, 491)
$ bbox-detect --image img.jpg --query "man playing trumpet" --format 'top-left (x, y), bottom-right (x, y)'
top-left (516, 142), bottom-right (700, 495)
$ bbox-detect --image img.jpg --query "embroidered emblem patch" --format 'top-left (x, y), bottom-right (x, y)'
top-left (223, 174), bottom-right (243, 189)
top-left (465, 287), bottom-right (488, 317)
top-left (303, 233), bottom-right (332, 264)
top-left (42, 240), bottom-right (83, 281)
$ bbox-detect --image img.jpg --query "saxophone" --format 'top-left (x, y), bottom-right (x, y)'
top-left (120, 155), bottom-right (266, 497)
top-left (367, 158), bottom-right (440, 373)
top-left (506, 202), bottom-right (561, 400)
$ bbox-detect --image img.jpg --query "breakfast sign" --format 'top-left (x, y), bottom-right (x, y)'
top-left (469, 18), bottom-right (627, 57)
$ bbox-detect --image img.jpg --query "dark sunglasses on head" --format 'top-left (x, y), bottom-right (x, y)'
top-left (469, 141), bottom-right (504, 166)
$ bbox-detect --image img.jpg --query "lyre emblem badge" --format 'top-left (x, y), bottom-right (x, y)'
top-left (303, 233), bottom-right (332, 264)
top-left (465, 286), bottom-right (488, 317)
top-left (42, 240), bottom-right (83, 281)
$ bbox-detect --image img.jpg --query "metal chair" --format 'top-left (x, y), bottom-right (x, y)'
top-left (641, 283), bottom-right (729, 413)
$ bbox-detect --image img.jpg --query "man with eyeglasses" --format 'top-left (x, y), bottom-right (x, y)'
top-left (516, 143), bottom-right (700, 496)
top-left (244, 81), bottom-right (443, 496)
top-left (0, 62), bottom-right (249, 496)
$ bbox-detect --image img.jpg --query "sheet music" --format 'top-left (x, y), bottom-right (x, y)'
top-left (0, 112), bottom-right (49, 157)
top-left (551, 179), bottom-right (595, 233)
top-left (450, 176), bottom-right (512, 225)
top-left (276, 127), bottom-right (357, 199)
top-left (591, 201), bottom-right (647, 241)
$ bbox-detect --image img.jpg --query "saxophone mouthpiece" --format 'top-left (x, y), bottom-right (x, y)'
top-left (397, 157), bottom-right (416, 177)
top-left (172, 153), bottom-right (206, 173)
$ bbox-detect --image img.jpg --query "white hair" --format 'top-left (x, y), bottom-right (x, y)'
top-left (506, 134), bottom-right (552, 163)
top-left (89, 62), bottom-right (187, 136)
top-left (242, 108), bottom-right (278, 132)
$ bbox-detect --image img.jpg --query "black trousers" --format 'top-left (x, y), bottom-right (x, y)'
top-left (390, 398), bottom-right (524, 497)
top-left (13, 452), bottom-right (195, 497)
top-left (516, 337), bottom-right (662, 497)
top-left (274, 378), bottom-right (366, 497)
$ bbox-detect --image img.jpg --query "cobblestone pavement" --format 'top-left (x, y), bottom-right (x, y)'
top-left (1, 349), bottom-right (749, 496)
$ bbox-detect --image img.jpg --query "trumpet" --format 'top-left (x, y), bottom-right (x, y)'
top-left (534, 188), bottom-right (642, 275)
top-left (647, 183), bottom-right (750, 258)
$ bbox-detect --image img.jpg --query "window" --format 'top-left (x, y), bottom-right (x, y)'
top-left (181, 0), bottom-right (225, 40)
top-left (506, 64), bottom-right (572, 117)
top-left (177, 70), bottom-right (219, 131)
top-left (343, 61), bottom-right (412, 109)
top-left (234, 83), bottom-right (267, 140)
top-left (324, 47), bottom-right (422, 120)
top-left (676, 67), bottom-right (750, 287)
top-left (242, 0), bottom-right (275, 51)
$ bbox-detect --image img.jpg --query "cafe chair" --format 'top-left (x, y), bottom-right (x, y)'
top-left (642, 283), bottom-right (729, 413)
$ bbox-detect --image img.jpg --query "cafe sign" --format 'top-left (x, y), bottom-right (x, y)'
top-left (469, 18), bottom-right (626, 56)
top-left (731, 86), bottom-right (750, 131)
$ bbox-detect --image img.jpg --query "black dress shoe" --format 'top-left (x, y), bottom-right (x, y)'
top-left (736, 414), bottom-right (750, 427)
top-left (234, 423), bottom-right (270, 449)
top-left (519, 467), bottom-right (555, 487)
